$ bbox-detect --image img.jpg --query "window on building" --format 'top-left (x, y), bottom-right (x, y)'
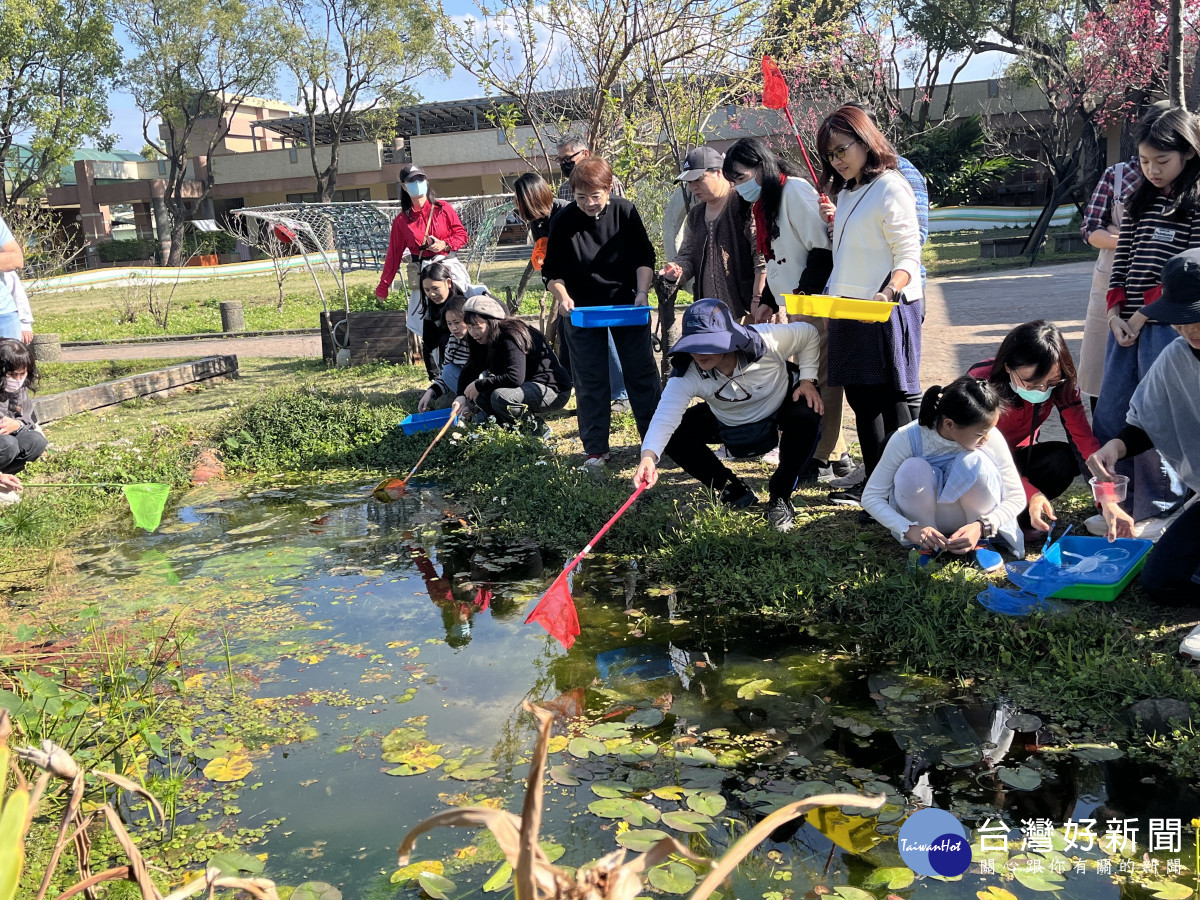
top-left (157, 160), bottom-right (167, 175)
top-left (289, 147), bottom-right (298, 163)
top-left (987, 79), bottom-right (1000, 99)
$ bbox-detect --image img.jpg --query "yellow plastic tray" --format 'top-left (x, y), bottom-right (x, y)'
top-left (782, 293), bottom-right (897, 322)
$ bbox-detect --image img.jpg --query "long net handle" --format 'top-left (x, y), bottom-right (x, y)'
top-left (780, 106), bottom-right (830, 205)
top-left (404, 414), bottom-right (458, 483)
top-left (564, 483), bottom-right (647, 570)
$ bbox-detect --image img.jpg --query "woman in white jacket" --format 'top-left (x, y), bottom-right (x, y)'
top-left (816, 105), bottom-right (923, 502)
top-left (722, 137), bottom-right (851, 479)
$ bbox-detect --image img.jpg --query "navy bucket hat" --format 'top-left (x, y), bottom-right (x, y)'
top-left (670, 298), bottom-right (762, 356)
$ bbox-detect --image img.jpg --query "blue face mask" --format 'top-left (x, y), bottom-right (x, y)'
top-left (1010, 380), bottom-right (1052, 404)
top-left (404, 179), bottom-right (428, 198)
top-left (735, 179), bottom-right (762, 202)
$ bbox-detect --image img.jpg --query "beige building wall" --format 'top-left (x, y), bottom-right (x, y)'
top-left (211, 142), bottom-right (385, 183)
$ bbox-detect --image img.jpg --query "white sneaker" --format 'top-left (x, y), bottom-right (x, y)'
top-left (0, 489), bottom-right (21, 505)
top-left (1181, 624), bottom-right (1200, 659)
top-left (760, 447), bottom-right (781, 466)
top-left (714, 444), bottom-right (732, 460)
top-left (580, 453), bottom-right (610, 470)
top-left (1134, 508), bottom-right (1184, 543)
top-left (829, 465), bottom-right (866, 489)
top-left (1084, 514), bottom-right (1108, 536)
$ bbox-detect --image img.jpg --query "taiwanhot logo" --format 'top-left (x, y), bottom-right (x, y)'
top-left (897, 808), bottom-right (971, 877)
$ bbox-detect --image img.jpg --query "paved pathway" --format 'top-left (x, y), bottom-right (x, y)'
top-left (62, 333), bottom-right (321, 362)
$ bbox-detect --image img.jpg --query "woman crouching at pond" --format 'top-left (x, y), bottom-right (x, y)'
top-left (451, 296), bottom-right (572, 435)
top-left (632, 298), bottom-right (823, 533)
top-left (861, 376), bottom-right (1026, 565)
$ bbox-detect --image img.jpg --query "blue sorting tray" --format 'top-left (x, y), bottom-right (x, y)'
top-left (570, 305), bottom-right (651, 328)
top-left (399, 408), bottom-right (454, 436)
top-left (1006, 536), bottom-right (1152, 601)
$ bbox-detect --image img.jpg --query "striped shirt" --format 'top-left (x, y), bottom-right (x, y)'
top-left (1110, 194), bottom-right (1200, 318)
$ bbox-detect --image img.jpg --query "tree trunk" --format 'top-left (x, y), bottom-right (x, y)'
top-left (1188, 43), bottom-right (1200, 110)
top-left (167, 218), bottom-right (187, 268)
top-left (1169, 0), bottom-right (1185, 106)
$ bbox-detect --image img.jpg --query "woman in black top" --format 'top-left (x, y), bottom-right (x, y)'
top-left (543, 156), bottom-right (662, 466)
top-left (453, 295), bottom-right (572, 431)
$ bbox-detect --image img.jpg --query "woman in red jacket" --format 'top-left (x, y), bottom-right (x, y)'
top-left (376, 165), bottom-right (470, 374)
top-left (967, 320), bottom-right (1100, 540)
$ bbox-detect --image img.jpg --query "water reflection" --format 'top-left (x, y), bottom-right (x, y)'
top-left (53, 477), bottom-right (1200, 899)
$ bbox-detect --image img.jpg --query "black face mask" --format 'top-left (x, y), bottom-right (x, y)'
top-left (559, 159), bottom-right (576, 178)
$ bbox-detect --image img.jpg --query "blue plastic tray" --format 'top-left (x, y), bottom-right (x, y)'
top-left (1006, 536), bottom-right (1152, 601)
top-left (570, 305), bottom-right (651, 328)
top-left (399, 408), bottom-right (455, 436)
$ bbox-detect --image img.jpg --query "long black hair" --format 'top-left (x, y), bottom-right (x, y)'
top-left (0, 339), bottom-right (37, 392)
top-left (722, 137), bottom-right (800, 243)
top-left (1128, 105), bottom-right (1200, 222)
top-left (918, 375), bottom-right (1003, 430)
top-left (462, 313), bottom-right (533, 355)
top-left (987, 320), bottom-right (1078, 403)
top-left (419, 262), bottom-right (464, 320)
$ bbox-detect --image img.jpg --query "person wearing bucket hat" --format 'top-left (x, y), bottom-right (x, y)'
top-left (660, 146), bottom-right (765, 319)
top-left (633, 299), bottom-right (823, 532)
top-left (1090, 248), bottom-right (1200, 608)
top-left (452, 296), bottom-right (572, 434)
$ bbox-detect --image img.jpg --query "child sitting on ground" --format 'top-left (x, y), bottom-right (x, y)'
top-left (861, 375), bottom-right (1026, 564)
top-left (417, 296), bottom-right (471, 412)
top-left (0, 338), bottom-right (46, 502)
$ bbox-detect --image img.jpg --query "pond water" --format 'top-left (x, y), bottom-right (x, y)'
top-left (53, 477), bottom-right (1200, 899)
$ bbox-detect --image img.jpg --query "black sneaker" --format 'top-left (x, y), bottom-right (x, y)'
top-left (795, 457), bottom-right (829, 484)
top-left (829, 489), bottom-right (862, 507)
top-left (766, 496), bottom-right (796, 532)
top-left (719, 478), bottom-right (756, 509)
top-left (829, 452), bottom-right (857, 479)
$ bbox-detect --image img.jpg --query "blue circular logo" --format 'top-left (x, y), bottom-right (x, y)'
top-left (897, 808), bottom-right (971, 877)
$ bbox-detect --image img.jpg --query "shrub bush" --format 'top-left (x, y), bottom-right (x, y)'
top-left (96, 239), bottom-right (157, 263)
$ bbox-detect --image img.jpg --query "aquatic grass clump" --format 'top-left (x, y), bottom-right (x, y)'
top-left (217, 386), bottom-right (411, 473)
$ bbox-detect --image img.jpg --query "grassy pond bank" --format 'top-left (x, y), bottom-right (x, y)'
top-left (1, 358), bottom-right (1198, 900)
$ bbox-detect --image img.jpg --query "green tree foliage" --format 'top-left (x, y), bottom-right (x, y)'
top-left (116, 0), bottom-right (283, 265)
top-left (905, 116), bottom-right (1018, 205)
top-left (283, 0), bottom-right (450, 202)
top-left (0, 0), bottom-right (121, 207)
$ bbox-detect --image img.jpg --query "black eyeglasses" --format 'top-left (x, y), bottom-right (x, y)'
top-left (825, 140), bottom-right (859, 163)
top-left (404, 174), bottom-right (427, 184)
top-left (713, 373), bottom-right (753, 402)
top-left (555, 149), bottom-right (585, 165)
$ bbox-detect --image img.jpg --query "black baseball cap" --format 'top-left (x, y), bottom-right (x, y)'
top-left (400, 164), bottom-right (427, 182)
top-left (1143, 248), bottom-right (1200, 324)
top-left (675, 146), bottom-right (725, 182)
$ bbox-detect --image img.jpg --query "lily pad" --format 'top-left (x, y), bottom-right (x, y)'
top-left (674, 747), bottom-right (718, 765)
top-left (382, 727), bottom-right (427, 754)
top-left (616, 829), bottom-right (671, 852)
top-left (1071, 744), bottom-right (1124, 762)
top-left (648, 862), bottom-right (697, 894)
top-left (687, 791), bottom-right (727, 816)
top-left (480, 863), bottom-right (512, 893)
top-left (626, 707), bottom-right (665, 727)
top-left (832, 888), bottom-right (875, 900)
top-left (998, 766), bottom-right (1042, 791)
top-left (548, 764), bottom-right (587, 786)
top-left (569, 737), bottom-right (607, 759)
top-left (591, 783), bottom-right (631, 799)
top-left (1012, 865), bottom-right (1066, 892)
top-left (447, 761), bottom-right (498, 781)
top-left (392, 861), bottom-right (444, 884)
top-left (943, 747), bottom-right (983, 768)
top-left (1005, 713), bottom-right (1043, 732)
top-left (661, 810), bottom-right (713, 833)
top-left (418, 872), bottom-right (457, 899)
top-left (292, 884), bottom-right (342, 900)
top-left (546, 735), bottom-right (569, 754)
top-left (863, 866), bottom-right (914, 890)
top-left (736, 678), bottom-right (779, 699)
top-left (383, 745), bottom-right (444, 770)
top-left (588, 798), bottom-right (660, 825)
top-left (204, 753), bottom-right (253, 783)
top-left (651, 785), bottom-right (685, 800)
top-left (208, 851), bottom-right (264, 877)
top-left (617, 742), bottom-right (658, 763)
top-left (586, 722), bottom-right (630, 739)
top-left (976, 888), bottom-right (1018, 900)
top-left (386, 764), bottom-right (432, 776)
top-left (1144, 882), bottom-right (1194, 900)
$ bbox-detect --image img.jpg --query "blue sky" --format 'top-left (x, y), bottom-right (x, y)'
top-left (102, 2), bottom-right (1010, 152)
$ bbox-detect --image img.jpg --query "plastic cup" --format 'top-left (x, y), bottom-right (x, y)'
top-left (1089, 475), bottom-right (1129, 504)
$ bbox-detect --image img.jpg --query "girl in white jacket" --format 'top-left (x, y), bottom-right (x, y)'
top-left (862, 375), bottom-right (1026, 564)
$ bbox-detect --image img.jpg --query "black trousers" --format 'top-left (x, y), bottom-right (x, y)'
top-left (0, 429), bottom-right (46, 474)
top-left (664, 394), bottom-right (822, 500)
top-left (843, 384), bottom-right (912, 477)
top-left (563, 319), bottom-right (660, 456)
top-left (1014, 441), bottom-right (1082, 500)
top-left (1141, 501), bottom-right (1200, 605)
top-left (422, 318), bottom-right (444, 381)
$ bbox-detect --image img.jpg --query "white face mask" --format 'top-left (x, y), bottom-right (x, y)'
top-left (4, 375), bottom-right (24, 393)
top-left (735, 179), bottom-right (762, 202)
